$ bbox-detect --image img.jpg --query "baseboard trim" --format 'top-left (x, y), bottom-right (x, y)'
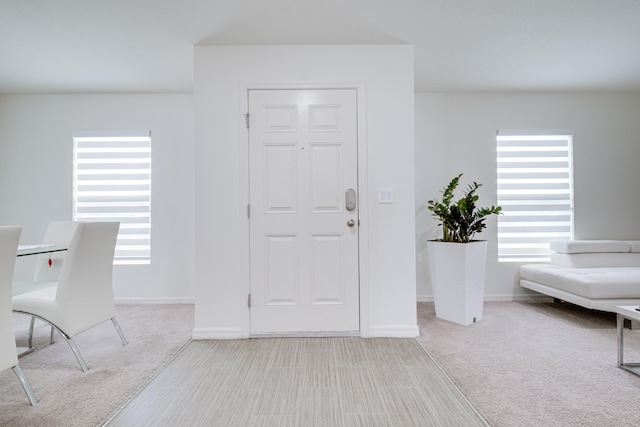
top-left (115, 297), bottom-right (195, 305)
top-left (366, 325), bottom-right (420, 338)
top-left (191, 327), bottom-right (246, 340)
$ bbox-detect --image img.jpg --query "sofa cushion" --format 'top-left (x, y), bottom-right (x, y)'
top-left (520, 264), bottom-right (640, 299)
top-left (551, 252), bottom-right (640, 268)
top-left (550, 240), bottom-right (630, 254)
top-left (629, 241), bottom-right (640, 253)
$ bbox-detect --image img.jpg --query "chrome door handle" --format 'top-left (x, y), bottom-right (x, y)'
top-left (347, 219), bottom-right (355, 228)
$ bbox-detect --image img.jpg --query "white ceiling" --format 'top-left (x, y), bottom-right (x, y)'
top-left (2, 0), bottom-right (640, 94)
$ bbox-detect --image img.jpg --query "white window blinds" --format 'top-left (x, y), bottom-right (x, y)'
top-left (496, 130), bottom-right (574, 262)
top-left (73, 131), bottom-right (152, 265)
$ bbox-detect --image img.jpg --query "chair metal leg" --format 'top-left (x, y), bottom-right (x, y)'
top-left (27, 317), bottom-right (56, 348)
top-left (59, 335), bottom-right (89, 372)
top-left (28, 316), bottom-right (35, 349)
top-left (111, 318), bottom-right (128, 346)
top-left (12, 366), bottom-right (38, 406)
top-left (15, 311), bottom-right (89, 372)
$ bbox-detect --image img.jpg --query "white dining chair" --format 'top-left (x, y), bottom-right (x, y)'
top-left (32, 220), bottom-right (78, 282)
top-left (13, 221), bottom-right (79, 348)
top-left (12, 222), bottom-right (127, 372)
top-left (0, 226), bottom-right (38, 406)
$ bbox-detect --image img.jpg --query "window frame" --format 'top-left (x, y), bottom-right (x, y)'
top-left (496, 129), bottom-right (574, 263)
top-left (72, 130), bottom-right (152, 265)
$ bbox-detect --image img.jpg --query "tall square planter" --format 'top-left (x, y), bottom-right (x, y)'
top-left (427, 240), bottom-right (487, 326)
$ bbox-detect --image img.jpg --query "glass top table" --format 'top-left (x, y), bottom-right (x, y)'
top-left (17, 244), bottom-right (68, 257)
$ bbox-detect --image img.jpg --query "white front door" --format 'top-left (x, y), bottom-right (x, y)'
top-left (248, 89), bottom-right (359, 334)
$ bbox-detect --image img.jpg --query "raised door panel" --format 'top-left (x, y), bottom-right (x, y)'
top-left (264, 143), bottom-right (298, 213)
top-left (309, 143), bottom-right (342, 213)
top-left (310, 234), bottom-right (344, 305)
top-left (264, 234), bottom-right (298, 305)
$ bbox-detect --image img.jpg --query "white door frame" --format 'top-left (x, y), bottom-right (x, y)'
top-left (238, 81), bottom-right (369, 337)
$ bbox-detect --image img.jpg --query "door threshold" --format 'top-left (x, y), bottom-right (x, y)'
top-left (250, 331), bottom-right (360, 338)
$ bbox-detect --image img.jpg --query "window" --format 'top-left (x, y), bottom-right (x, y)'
top-left (496, 130), bottom-right (574, 262)
top-left (73, 131), bottom-right (152, 265)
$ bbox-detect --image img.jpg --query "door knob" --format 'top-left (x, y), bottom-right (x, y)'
top-left (347, 219), bottom-right (355, 228)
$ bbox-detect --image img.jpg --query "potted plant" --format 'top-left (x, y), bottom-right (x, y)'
top-left (426, 174), bottom-right (501, 325)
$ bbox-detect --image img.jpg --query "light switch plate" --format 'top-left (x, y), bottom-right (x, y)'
top-left (379, 187), bottom-right (393, 203)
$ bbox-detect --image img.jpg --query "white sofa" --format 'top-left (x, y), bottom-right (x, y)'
top-left (520, 240), bottom-right (640, 312)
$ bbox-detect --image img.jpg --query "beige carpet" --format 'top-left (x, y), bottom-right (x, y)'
top-left (6, 301), bottom-right (637, 426)
top-left (0, 304), bottom-right (194, 427)
top-left (417, 301), bottom-right (640, 426)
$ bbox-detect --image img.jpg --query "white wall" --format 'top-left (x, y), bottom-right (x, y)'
top-left (8, 72), bottom-right (629, 321)
top-left (0, 94), bottom-right (195, 302)
top-left (415, 91), bottom-right (640, 301)
top-left (193, 45), bottom-right (417, 338)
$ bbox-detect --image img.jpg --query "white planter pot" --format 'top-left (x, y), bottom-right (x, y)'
top-left (427, 240), bottom-right (488, 326)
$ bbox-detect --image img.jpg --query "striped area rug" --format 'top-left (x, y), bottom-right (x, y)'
top-left (108, 337), bottom-right (486, 426)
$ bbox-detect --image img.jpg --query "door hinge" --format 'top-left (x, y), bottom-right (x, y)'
top-left (248, 293), bottom-right (251, 309)
top-left (247, 204), bottom-right (251, 219)
top-left (245, 113), bottom-right (250, 129)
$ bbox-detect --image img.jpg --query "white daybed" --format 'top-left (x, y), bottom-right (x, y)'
top-left (520, 240), bottom-right (640, 312)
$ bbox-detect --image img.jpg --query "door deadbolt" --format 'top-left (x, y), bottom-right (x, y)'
top-left (347, 219), bottom-right (356, 228)
top-left (345, 188), bottom-right (357, 211)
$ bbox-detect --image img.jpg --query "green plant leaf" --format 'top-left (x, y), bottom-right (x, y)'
top-left (427, 174), bottom-right (502, 243)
